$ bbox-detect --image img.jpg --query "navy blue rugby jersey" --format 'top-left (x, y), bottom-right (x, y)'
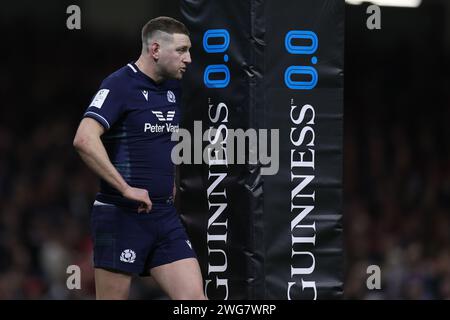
top-left (83, 62), bottom-right (181, 207)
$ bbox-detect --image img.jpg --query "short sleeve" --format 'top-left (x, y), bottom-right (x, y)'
top-left (83, 77), bottom-right (125, 130)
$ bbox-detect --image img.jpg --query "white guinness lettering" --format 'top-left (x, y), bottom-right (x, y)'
top-left (205, 101), bottom-right (229, 300)
top-left (288, 103), bottom-right (317, 300)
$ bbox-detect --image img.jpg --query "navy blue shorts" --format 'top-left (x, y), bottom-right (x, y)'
top-left (90, 200), bottom-right (196, 276)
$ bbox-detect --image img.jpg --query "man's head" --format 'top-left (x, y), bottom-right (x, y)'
top-left (141, 16), bottom-right (192, 80)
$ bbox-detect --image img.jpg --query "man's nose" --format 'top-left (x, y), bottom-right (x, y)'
top-left (183, 52), bottom-right (192, 64)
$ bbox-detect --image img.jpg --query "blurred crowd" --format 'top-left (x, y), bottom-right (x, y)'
top-left (344, 106), bottom-right (450, 299)
top-left (344, 3), bottom-right (450, 299)
top-left (0, 118), bottom-right (95, 299)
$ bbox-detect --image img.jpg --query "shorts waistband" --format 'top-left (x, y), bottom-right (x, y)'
top-left (95, 193), bottom-right (174, 208)
top-left (151, 196), bottom-right (174, 205)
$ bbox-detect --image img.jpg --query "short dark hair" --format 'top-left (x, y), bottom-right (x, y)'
top-left (141, 16), bottom-right (189, 51)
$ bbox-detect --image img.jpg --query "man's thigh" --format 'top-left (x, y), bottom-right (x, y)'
top-left (95, 267), bottom-right (132, 300)
top-left (150, 257), bottom-right (206, 300)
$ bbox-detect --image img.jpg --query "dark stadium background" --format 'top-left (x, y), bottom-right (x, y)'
top-left (0, 0), bottom-right (449, 299)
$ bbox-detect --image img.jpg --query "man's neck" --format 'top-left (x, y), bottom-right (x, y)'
top-left (135, 55), bottom-right (164, 83)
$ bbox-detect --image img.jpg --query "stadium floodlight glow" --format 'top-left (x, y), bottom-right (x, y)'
top-left (345, 0), bottom-right (422, 7)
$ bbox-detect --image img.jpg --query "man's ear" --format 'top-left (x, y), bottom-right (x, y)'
top-left (151, 42), bottom-right (160, 60)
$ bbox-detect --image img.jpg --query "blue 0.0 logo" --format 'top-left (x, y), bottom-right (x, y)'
top-left (284, 30), bottom-right (318, 90)
top-left (203, 29), bottom-right (231, 89)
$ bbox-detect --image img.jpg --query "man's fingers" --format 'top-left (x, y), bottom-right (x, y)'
top-left (137, 197), bottom-right (152, 214)
top-left (138, 203), bottom-right (150, 213)
top-left (144, 195), bottom-right (152, 212)
top-left (125, 187), bottom-right (152, 213)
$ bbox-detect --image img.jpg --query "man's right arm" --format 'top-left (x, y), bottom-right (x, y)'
top-left (73, 117), bottom-right (152, 213)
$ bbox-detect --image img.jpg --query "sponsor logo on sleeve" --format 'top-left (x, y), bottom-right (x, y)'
top-left (90, 89), bottom-right (110, 109)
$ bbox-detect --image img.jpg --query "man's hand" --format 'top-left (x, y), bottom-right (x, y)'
top-left (122, 186), bottom-right (152, 213)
